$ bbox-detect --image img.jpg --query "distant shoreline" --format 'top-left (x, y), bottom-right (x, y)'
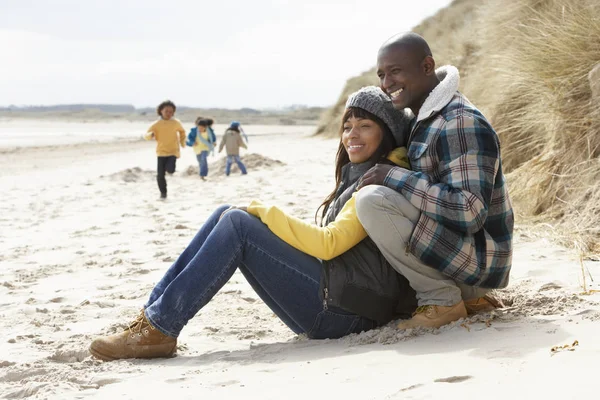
top-left (0, 105), bottom-right (324, 126)
top-left (0, 114), bottom-right (320, 126)
top-left (0, 120), bottom-right (317, 150)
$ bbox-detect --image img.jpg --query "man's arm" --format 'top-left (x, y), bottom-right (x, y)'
top-left (383, 116), bottom-right (500, 234)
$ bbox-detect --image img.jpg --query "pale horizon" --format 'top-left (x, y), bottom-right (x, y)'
top-left (1, 0), bottom-right (453, 109)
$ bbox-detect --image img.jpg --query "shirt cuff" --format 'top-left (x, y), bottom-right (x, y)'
top-left (383, 167), bottom-right (412, 192)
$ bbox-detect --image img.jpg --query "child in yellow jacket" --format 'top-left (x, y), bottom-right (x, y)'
top-left (144, 100), bottom-right (186, 199)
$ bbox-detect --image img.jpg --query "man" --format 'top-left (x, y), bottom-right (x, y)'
top-left (355, 32), bottom-right (514, 329)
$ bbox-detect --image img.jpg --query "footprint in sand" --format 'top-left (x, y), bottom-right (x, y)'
top-left (0, 361), bottom-right (16, 368)
top-left (0, 367), bottom-right (50, 382)
top-left (48, 348), bottom-right (91, 363)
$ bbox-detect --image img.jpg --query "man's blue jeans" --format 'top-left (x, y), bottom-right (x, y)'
top-left (144, 205), bottom-right (376, 339)
top-left (196, 151), bottom-right (208, 177)
top-left (226, 155), bottom-right (247, 175)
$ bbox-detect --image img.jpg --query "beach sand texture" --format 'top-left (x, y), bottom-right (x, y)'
top-left (1, 123), bottom-right (599, 399)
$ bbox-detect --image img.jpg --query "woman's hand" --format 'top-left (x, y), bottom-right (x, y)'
top-left (219, 206), bottom-right (248, 220)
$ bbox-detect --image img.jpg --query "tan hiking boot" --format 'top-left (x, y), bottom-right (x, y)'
top-left (397, 301), bottom-right (467, 330)
top-left (464, 294), bottom-right (503, 315)
top-left (89, 312), bottom-right (177, 361)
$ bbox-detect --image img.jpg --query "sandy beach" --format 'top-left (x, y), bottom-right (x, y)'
top-left (1, 123), bottom-right (599, 399)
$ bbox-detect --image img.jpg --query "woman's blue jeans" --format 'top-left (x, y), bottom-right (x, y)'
top-left (196, 151), bottom-right (208, 177)
top-left (144, 206), bottom-right (376, 339)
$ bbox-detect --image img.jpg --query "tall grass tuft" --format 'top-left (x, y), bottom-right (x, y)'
top-left (316, 0), bottom-right (600, 253)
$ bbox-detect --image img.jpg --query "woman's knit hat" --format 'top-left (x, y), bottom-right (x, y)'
top-left (345, 86), bottom-right (411, 146)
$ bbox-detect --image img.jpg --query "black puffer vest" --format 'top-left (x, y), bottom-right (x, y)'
top-left (319, 161), bottom-right (417, 325)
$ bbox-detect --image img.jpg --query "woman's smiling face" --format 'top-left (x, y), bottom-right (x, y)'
top-left (342, 115), bottom-right (384, 164)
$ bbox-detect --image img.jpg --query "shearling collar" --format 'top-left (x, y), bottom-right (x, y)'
top-left (416, 65), bottom-right (460, 122)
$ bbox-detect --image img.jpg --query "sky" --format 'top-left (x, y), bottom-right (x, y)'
top-left (0, 0), bottom-right (453, 109)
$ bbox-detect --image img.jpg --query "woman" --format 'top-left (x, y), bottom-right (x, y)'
top-left (89, 87), bottom-right (416, 361)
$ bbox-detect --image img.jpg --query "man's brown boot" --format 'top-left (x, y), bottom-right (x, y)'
top-left (89, 312), bottom-right (177, 361)
top-left (397, 301), bottom-right (467, 330)
top-left (464, 294), bottom-right (503, 315)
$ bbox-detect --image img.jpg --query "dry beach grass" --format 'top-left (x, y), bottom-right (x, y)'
top-left (316, 0), bottom-right (600, 255)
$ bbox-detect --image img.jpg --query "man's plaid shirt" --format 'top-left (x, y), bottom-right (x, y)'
top-left (384, 92), bottom-right (514, 288)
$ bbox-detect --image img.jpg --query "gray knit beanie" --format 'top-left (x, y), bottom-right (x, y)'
top-left (345, 86), bottom-right (411, 146)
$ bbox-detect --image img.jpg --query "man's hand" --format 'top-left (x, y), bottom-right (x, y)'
top-left (356, 164), bottom-right (397, 190)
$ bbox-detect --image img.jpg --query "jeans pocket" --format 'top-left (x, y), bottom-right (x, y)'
top-left (307, 310), bottom-right (364, 340)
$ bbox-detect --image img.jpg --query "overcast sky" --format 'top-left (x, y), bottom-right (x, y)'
top-left (0, 0), bottom-right (452, 108)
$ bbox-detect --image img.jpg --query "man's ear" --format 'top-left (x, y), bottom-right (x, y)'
top-left (422, 55), bottom-right (436, 76)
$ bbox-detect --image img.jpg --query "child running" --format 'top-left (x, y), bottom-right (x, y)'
top-left (218, 121), bottom-right (248, 176)
top-left (144, 100), bottom-right (186, 199)
top-left (186, 117), bottom-right (215, 180)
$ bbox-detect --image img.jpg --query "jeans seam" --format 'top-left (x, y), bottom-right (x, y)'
top-left (161, 242), bottom-right (243, 336)
top-left (307, 311), bottom-right (325, 337)
top-left (344, 315), bottom-right (361, 336)
top-left (307, 310), bottom-right (362, 338)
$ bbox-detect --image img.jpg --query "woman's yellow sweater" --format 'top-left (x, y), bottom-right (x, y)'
top-left (247, 147), bottom-right (409, 260)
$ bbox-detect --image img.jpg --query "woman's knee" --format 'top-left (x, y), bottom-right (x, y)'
top-left (221, 209), bottom-right (260, 230)
top-left (213, 204), bottom-right (232, 215)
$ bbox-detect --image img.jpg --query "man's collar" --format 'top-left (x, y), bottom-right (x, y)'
top-left (416, 65), bottom-right (460, 122)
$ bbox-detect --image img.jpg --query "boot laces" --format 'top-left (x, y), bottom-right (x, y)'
top-left (127, 312), bottom-right (155, 338)
top-left (413, 305), bottom-right (435, 317)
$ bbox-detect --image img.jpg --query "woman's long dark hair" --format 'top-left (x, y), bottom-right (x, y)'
top-left (315, 107), bottom-right (396, 225)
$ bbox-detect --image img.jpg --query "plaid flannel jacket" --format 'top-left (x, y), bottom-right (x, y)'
top-left (384, 93), bottom-right (514, 288)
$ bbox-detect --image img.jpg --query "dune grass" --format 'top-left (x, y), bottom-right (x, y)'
top-left (316, 0), bottom-right (600, 253)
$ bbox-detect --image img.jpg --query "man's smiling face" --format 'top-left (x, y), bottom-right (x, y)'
top-left (376, 44), bottom-right (431, 113)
